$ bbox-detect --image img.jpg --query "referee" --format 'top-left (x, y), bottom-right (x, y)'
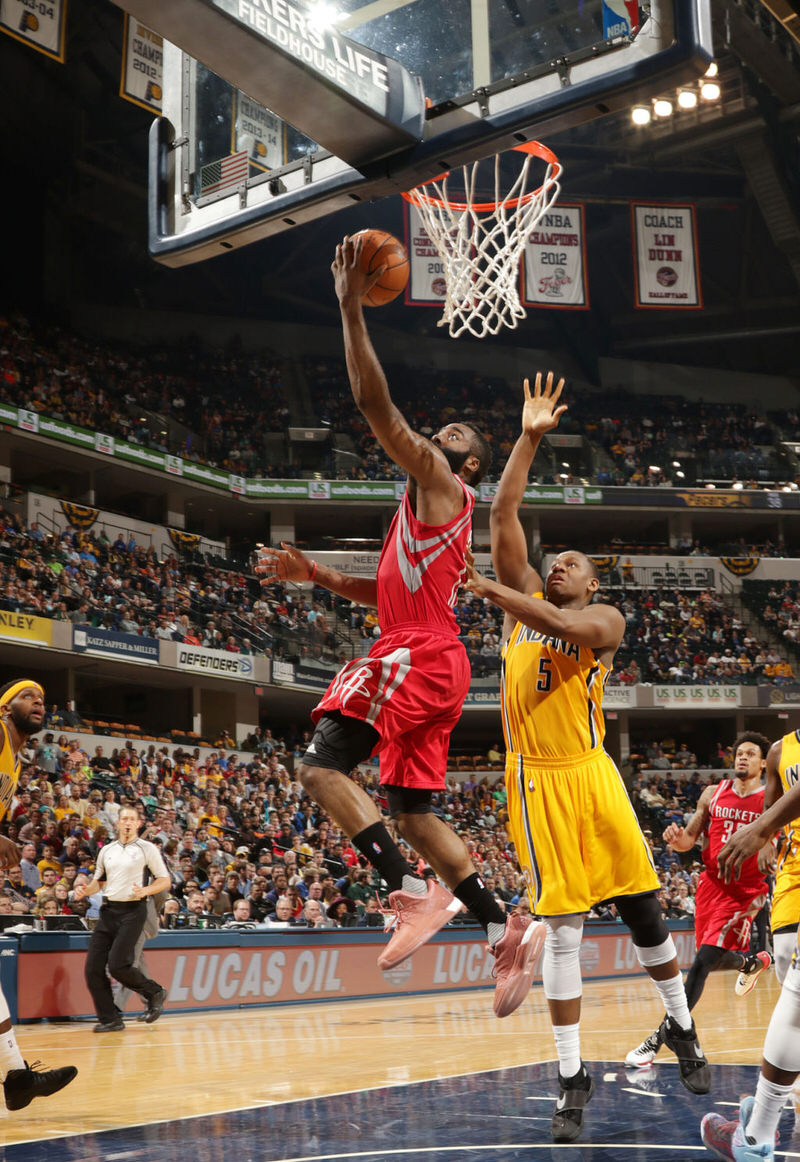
top-left (74, 806), bottom-right (170, 1032)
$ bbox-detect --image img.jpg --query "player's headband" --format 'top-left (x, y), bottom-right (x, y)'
top-left (0, 680), bottom-right (45, 709)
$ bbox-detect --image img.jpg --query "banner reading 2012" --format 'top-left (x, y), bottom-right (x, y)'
top-left (522, 203), bottom-right (588, 309)
top-left (632, 202), bottom-right (702, 309)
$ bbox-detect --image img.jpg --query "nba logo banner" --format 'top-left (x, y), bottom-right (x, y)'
top-left (522, 204), bottom-right (589, 310)
top-left (0, 0), bottom-right (67, 61)
top-left (602, 0), bottom-right (639, 38)
top-left (632, 202), bottom-right (702, 309)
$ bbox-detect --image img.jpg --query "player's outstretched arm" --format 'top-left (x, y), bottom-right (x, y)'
top-left (332, 237), bottom-right (458, 496)
top-left (465, 551), bottom-right (623, 652)
top-left (491, 373), bottom-right (567, 594)
top-left (256, 543), bottom-right (378, 608)
top-left (663, 786), bottom-right (712, 851)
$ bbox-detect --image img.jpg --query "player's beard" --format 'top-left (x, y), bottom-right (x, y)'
top-left (440, 444), bottom-right (471, 475)
top-left (6, 706), bottom-right (42, 738)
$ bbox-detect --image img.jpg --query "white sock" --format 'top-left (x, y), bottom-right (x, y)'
top-left (401, 874), bottom-right (427, 896)
top-left (0, 991), bottom-right (24, 1076)
top-left (553, 1022), bottom-right (582, 1079)
top-left (746, 1076), bottom-right (793, 1144)
top-left (651, 971), bottom-right (692, 1031)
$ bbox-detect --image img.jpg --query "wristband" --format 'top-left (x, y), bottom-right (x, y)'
top-left (309, 560), bottom-right (318, 582)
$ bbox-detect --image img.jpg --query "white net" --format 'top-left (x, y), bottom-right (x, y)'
top-left (403, 142), bottom-right (562, 339)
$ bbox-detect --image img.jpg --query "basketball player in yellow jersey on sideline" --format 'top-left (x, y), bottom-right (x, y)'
top-left (761, 729), bottom-right (800, 987)
top-left (0, 680), bottom-right (77, 1112)
top-left (464, 373), bottom-right (709, 1144)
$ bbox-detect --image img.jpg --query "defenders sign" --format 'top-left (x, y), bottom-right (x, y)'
top-left (177, 646), bottom-right (254, 679)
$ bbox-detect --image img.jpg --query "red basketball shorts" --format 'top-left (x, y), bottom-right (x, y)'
top-left (693, 872), bottom-right (767, 952)
top-left (312, 624), bottom-right (470, 790)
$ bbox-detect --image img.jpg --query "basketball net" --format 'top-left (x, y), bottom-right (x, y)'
top-left (402, 142), bottom-right (562, 339)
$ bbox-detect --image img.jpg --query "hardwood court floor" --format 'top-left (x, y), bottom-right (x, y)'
top-left (2, 970), bottom-right (781, 1147)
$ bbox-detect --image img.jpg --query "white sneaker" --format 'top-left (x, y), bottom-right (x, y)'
top-left (625, 1028), bottom-right (662, 1068)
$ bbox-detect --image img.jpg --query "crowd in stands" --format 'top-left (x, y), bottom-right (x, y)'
top-left (0, 505), bottom-right (355, 667)
top-left (0, 728), bottom-right (742, 931)
top-left (3, 313), bottom-right (798, 492)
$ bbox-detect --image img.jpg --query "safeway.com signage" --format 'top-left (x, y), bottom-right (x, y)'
top-left (176, 646), bottom-right (254, 679)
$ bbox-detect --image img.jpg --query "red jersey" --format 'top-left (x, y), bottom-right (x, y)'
top-left (376, 478), bottom-right (474, 634)
top-left (703, 779), bottom-right (765, 890)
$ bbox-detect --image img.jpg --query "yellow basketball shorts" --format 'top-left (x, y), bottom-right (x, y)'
top-left (505, 745), bottom-right (659, 916)
top-left (772, 853), bottom-right (800, 931)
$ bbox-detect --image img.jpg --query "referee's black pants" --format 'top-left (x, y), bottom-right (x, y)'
top-left (86, 901), bottom-right (163, 1021)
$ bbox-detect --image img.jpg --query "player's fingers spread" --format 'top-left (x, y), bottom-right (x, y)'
top-left (551, 378), bottom-right (565, 404)
top-left (522, 377), bottom-right (531, 400)
top-left (534, 371), bottom-right (542, 396)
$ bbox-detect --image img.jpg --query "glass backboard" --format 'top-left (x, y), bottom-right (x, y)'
top-left (121, 0), bottom-right (713, 264)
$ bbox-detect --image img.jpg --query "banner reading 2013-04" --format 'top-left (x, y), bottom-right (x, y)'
top-left (0, 0), bottom-right (67, 62)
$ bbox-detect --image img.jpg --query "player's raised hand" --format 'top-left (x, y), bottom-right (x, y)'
top-left (332, 234), bottom-right (384, 304)
top-left (522, 371), bottom-right (567, 439)
top-left (255, 542), bottom-right (315, 584)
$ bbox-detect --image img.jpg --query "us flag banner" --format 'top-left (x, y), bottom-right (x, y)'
top-left (0, 0), bottom-right (67, 62)
top-left (200, 151), bottom-right (249, 197)
top-left (632, 202), bottom-right (702, 309)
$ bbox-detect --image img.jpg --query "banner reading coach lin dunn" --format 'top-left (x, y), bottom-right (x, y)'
top-left (632, 202), bottom-right (702, 309)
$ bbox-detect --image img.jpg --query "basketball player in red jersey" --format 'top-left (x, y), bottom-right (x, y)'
top-left (627, 731), bottom-right (774, 1069)
top-left (256, 234), bottom-right (546, 1013)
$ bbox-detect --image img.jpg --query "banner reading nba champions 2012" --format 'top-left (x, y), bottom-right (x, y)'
top-left (632, 202), bottom-right (702, 309)
top-left (522, 203), bottom-right (588, 309)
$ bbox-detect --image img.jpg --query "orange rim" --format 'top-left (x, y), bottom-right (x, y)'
top-left (401, 141), bottom-right (562, 213)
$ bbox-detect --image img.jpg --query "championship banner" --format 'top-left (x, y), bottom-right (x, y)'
top-left (59, 500), bottom-right (98, 530)
top-left (233, 90), bottom-right (284, 172)
top-left (522, 203), bottom-right (589, 309)
top-left (0, 612), bottom-right (53, 646)
top-left (120, 14), bottom-right (163, 113)
top-left (632, 203), bottom-right (702, 309)
top-left (0, 0), bottom-right (67, 61)
top-left (404, 203), bottom-right (448, 306)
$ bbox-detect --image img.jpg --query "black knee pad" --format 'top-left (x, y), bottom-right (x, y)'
top-left (613, 891), bottom-right (668, 947)
top-left (384, 786), bottom-right (434, 819)
top-left (299, 710), bottom-right (379, 776)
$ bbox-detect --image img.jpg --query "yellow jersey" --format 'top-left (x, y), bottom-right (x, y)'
top-left (501, 597), bottom-right (609, 759)
top-left (0, 721), bottom-right (20, 824)
top-left (777, 730), bottom-right (800, 874)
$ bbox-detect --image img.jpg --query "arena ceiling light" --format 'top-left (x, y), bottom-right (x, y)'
top-left (631, 105), bottom-right (651, 125)
top-left (653, 97), bottom-right (674, 117)
top-left (677, 89), bottom-right (698, 109)
top-left (705, 61), bottom-right (719, 77)
top-left (700, 80), bottom-right (721, 101)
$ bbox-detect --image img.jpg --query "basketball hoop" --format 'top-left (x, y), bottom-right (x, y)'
top-left (402, 141), bottom-right (562, 339)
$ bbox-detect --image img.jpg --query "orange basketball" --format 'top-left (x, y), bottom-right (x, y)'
top-left (352, 229), bottom-right (410, 307)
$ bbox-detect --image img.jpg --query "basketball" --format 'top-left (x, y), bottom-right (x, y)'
top-left (352, 229), bottom-right (410, 307)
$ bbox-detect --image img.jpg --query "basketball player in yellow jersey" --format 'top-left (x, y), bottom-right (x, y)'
top-left (465, 372), bottom-right (709, 1144)
top-left (0, 680), bottom-right (77, 1112)
top-left (761, 730), bottom-right (800, 986)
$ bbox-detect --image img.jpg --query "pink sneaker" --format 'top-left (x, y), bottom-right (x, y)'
top-left (492, 915), bottom-right (546, 1018)
top-left (735, 951), bottom-right (773, 997)
top-left (377, 880), bottom-right (462, 970)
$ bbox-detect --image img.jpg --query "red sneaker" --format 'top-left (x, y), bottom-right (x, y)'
top-left (492, 915), bottom-right (546, 1017)
top-left (377, 880), bottom-right (462, 970)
